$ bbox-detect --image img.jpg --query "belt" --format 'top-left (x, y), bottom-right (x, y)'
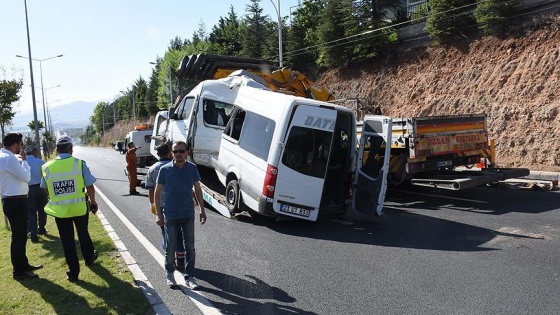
top-left (29, 184), bottom-right (41, 187)
top-left (2, 195), bottom-right (28, 199)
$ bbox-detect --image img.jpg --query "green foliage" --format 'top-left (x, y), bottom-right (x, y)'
top-left (0, 68), bottom-right (23, 140)
top-left (241, 0), bottom-right (272, 59)
top-left (426, 0), bottom-right (477, 44)
top-left (27, 120), bottom-right (44, 131)
top-left (209, 6), bottom-right (243, 56)
top-left (344, 0), bottom-right (396, 62)
top-left (425, 0), bottom-right (456, 44)
top-left (286, 0), bottom-right (324, 70)
top-left (317, 0), bottom-right (350, 67)
top-left (410, 3), bottom-right (430, 21)
top-left (0, 205), bottom-right (152, 314)
top-left (474, 0), bottom-right (519, 36)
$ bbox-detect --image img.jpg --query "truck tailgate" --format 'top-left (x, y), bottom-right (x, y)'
top-left (412, 115), bottom-right (488, 158)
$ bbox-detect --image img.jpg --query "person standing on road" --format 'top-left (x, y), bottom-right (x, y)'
top-left (126, 142), bottom-right (140, 195)
top-left (0, 133), bottom-right (43, 280)
top-left (41, 135), bottom-right (99, 282)
top-left (146, 143), bottom-right (186, 271)
top-left (25, 145), bottom-right (48, 243)
top-left (154, 140), bottom-right (206, 289)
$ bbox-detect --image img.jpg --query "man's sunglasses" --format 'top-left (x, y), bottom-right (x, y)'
top-left (172, 149), bottom-right (186, 154)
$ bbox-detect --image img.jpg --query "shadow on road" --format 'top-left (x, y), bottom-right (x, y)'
top-left (389, 185), bottom-right (560, 215)
top-left (192, 269), bottom-right (316, 314)
top-left (231, 186), bottom-right (552, 252)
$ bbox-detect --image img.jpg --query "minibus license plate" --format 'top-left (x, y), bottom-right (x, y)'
top-left (280, 204), bottom-right (310, 217)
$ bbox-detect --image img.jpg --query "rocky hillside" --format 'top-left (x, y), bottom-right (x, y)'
top-left (318, 19), bottom-right (560, 172)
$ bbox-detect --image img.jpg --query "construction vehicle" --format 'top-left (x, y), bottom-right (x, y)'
top-left (357, 114), bottom-right (530, 190)
top-left (177, 54), bottom-right (334, 102)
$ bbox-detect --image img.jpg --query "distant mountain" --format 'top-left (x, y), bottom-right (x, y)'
top-left (8, 100), bottom-right (99, 133)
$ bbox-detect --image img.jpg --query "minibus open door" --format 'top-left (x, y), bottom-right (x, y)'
top-left (352, 116), bottom-right (392, 217)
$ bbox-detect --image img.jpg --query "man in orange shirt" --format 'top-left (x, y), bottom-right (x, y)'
top-left (126, 142), bottom-right (139, 195)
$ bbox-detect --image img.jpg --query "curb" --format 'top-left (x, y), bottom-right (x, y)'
top-left (96, 210), bottom-right (172, 315)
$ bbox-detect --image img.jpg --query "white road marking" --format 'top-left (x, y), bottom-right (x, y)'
top-left (95, 185), bottom-right (223, 315)
top-left (392, 190), bottom-right (487, 204)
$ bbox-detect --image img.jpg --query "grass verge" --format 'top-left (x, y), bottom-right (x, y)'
top-left (0, 205), bottom-right (153, 315)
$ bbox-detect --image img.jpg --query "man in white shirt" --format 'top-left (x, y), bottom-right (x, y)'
top-left (0, 133), bottom-right (43, 280)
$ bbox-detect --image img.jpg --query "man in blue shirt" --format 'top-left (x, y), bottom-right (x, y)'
top-left (25, 145), bottom-right (48, 243)
top-left (146, 143), bottom-right (185, 271)
top-left (155, 140), bottom-right (206, 289)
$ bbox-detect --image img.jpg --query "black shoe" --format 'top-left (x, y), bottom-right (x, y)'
top-left (37, 229), bottom-right (47, 235)
top-left (30, 235), bottom-right (40, 243)
top-left (86, 250), bottom-right (98, 266)
top-left (129, 190), bottom-right (140, 195)
top-left (13, 271), bottom-right (38, 280)
top-left (25, 264), bottom-right (43, 272)
top-left (66, 270), bottom-right (79, 282)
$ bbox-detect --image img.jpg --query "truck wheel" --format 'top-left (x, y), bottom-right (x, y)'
top-left (226, 180), bottom-right (240, 214)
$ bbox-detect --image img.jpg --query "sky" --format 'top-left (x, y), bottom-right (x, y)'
top-left (1, 0), bottom-right (301, 115)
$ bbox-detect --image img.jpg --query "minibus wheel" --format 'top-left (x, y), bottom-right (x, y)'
top-left (226, 180), bottom-right (240, 214)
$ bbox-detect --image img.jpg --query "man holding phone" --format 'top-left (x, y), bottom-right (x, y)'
top-left (0, 133), bottom-right (43, 280)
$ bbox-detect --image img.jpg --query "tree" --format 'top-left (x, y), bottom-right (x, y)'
top-left (241, 0), bottom-right (271, 58)
top-left (346, 0), bottom-right (396, 62)
top-left (317, 0), bottom-right (350, 67)
top-left (169, 36), bottom-right (190, 51)
top-left (27, 120), bottom-right (44, 131)
top-left (425, 0), bottom-right (477, 45)
top-left (192, 20), bottom-right (208, 47)
top-left (286, 0), bottom-right (325, 70)
top-left (474, 0), bottom-right (519, 37)
top-left (209, 6), bottom-right (243, 56)
top-left (0, 69), bottom-right (23, 141)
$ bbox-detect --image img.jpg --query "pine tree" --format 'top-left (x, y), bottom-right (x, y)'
top-left (474, 0), bottom-right (519, 36)
top-left (317, 0), bottom-right (350, 67)
top-left (241, 0), bottom-right (270, 59)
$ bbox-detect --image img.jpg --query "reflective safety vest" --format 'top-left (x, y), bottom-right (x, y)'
top-left (42, 157), bottom-right (87, 218)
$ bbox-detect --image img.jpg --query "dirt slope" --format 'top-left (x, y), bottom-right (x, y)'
top-left (317, 20), bottom-right (560, 171)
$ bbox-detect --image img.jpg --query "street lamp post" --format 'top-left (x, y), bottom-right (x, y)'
top-left (31, 84), bottom-right (60, 133)
top-left (16, 53), bottom-right (63, 138)
top-left (21, 0), bottom-right (41, 157)
top-left (269, 0), bottom-right (283, 68)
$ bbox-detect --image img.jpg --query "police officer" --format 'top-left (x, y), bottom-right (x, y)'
top-left (41, 135), bottom-right (99, 282)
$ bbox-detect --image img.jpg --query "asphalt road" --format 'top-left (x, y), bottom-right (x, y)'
top-left (74, 145), bottom-right (560, 315)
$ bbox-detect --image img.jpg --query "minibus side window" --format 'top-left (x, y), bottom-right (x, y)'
top-left (177, 97), bottom-right (195, 120)
top-left (238, 112), bottom-right (275, 161)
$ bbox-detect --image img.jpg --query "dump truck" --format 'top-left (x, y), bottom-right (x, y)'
top-left (357, 114), bottom-right (530, 190)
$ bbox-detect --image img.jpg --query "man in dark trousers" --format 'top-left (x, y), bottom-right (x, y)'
top-left (155, 140), bottom-right (206, 289)
top-left (146, 143), bottom-right (185, 271)
top-left (41, 135), bottom-right (99, 282)
top-left (25, 145), bottom-right (48, 243)
top-left (0, 133), bottom-right (43, 280)
top-left (126, 142), bottom-right (139, 195)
